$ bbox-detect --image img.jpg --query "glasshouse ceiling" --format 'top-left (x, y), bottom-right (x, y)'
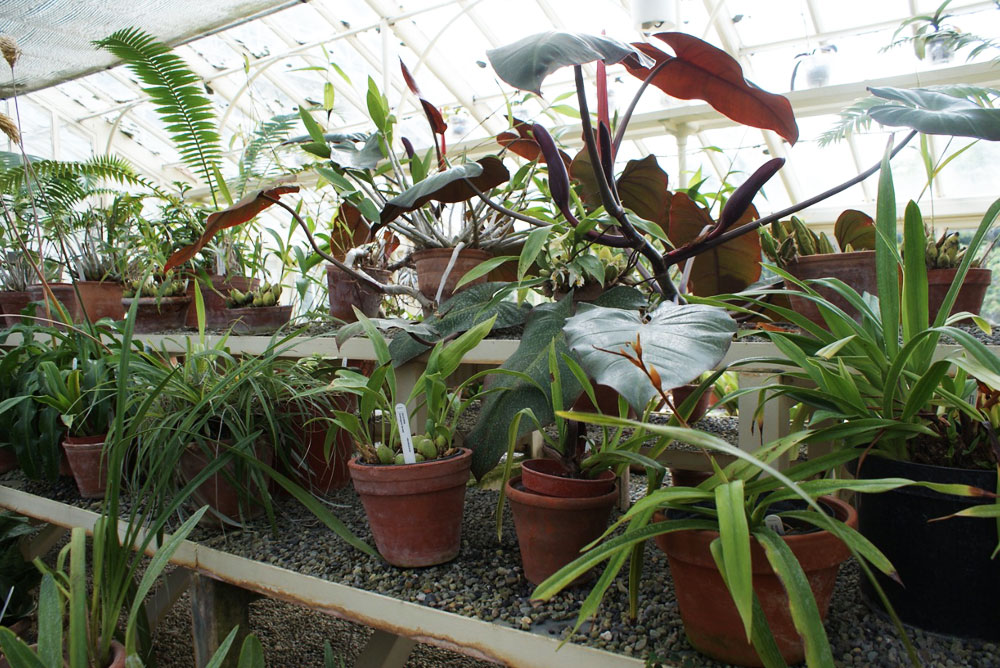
top-left (2, 0), bottom-right (1000, 228)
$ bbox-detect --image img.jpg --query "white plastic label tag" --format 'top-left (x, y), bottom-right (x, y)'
top-left (395, 403), bottom-right (416, 464)
top-left (764, 514), bottom-right (785, 535)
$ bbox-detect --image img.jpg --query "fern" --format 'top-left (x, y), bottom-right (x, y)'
top-left (236, 113), bottom-right (298, 195)
top-left (93, 28), bottom-right (222, 202)
top-left (0, 156), bottom-right (162, 198)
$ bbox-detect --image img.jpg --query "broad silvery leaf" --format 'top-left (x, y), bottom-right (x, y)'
top-left (565, 302), bottom-right (735, 411)
top-left (867, 87), bottom-right (1000, 140)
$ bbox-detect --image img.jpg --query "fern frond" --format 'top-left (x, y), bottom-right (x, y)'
top-left (236, 113), bottom-right (298, 194)
top-left (94, 28), bottom-right (221, 200)
top-left (0, 156), bottom-right (162, 198)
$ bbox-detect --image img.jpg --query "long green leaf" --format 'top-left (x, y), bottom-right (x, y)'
top-left (875, 139), bottom-right (899, 359)
top-left (715, 481), bottom-right (753, 640)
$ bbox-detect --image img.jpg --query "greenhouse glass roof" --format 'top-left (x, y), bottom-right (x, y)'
top-left (2, 0), bottom-right (1000, 229)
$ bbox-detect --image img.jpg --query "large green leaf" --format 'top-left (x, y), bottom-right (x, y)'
top-left (867, 87), bottom-right (1000, 140)
top-left (564, 302), bottom-right (735, 411)
top-left (487, 32), bottom-right (651, 94)
top-left (379, 158), bottom-right (509, 226)
top-left (469, 298), bottom-right (580, 479)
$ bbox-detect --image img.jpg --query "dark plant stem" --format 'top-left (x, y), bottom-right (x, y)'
top-left (612, 58), bottom-right (673, 155)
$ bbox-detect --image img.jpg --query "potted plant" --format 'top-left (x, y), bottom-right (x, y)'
top-left (726, 152), bottom-right (1000, 641)
top-left (328, 311), bottom-right (503, 567)
top-left (222, 281), bottom-right (292, 335)
top-left (323, 203), bottom-right (397, 322)
top-left (0, 248), bottom-right (33, 326)
top-left (923, 226), bottom-right (993, 319)
top-left (61, 198), bottom-right (135, 322)
top-left (120, 270), bottom-right (190, 333)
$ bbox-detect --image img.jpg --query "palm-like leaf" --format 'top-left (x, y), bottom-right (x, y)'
top-left (94, 28), bottom-right (221, 196)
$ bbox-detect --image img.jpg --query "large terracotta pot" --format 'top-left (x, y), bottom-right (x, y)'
top-left (671, 383), bottom-right (712, 423)
top-left (927, 267), bottom-right (992, 321)
top-left (63, 434), bottom-right (109, 499)
top-left (75, 281), bottom-right (125, 321)
top-left (854, 455), bottom-right (999, 640)
top-left (348, 448), bottom-right (472, 567)
top-left (28, 283), bottom-right (81, 323)
top-left (412, 248), bottom-right (490, 302)
top-left (287, 395), bottom-right (356, 494)
top-left (178, 441), bottom-right (274, 526)
top-left (0, 446), bottom-right (18, 474)
top-left (505, 475), bottom-right (618, 585)
top-left (326, 265), bottom-right (388, 322)
top-left (184, 275), bottom-right (259, 329)
top-left (225, 305), bottom-right (292, 335)
top-left (0, 291), bottom-right (31, 326)
top-left (655, 495), bottom-right (856, 666)
top-left (520, 459), bottom-right (616, 498)
top-left (784, 251), bottom-right (876, 327)
top-left (121, 296), bottom-right (191, 333)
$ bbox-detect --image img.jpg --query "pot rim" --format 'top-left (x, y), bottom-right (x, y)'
top-left (505, 475), bottom-right (619, 509)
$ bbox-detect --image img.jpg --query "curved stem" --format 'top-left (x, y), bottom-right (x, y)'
top-left (612, 58), bottom-right (672, 155)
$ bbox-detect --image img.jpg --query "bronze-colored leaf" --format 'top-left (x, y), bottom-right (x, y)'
top-left (163, 184), bottom-right (300, 273)
top-left (616, 155), bottom-right (669, 230)
top-left (834, 209), bottom-right (876, 251)
top-left (329, 203), bottom-right (373, 260)
top-left (623, 34), bottom-right (798, 145)
top-left (496, 118), bottom-right (571, 167)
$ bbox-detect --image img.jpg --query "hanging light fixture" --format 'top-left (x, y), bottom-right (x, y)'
top-left (632, 0), bottom-right (679, 32)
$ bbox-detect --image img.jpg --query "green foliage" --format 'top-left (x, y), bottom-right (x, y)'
top-left (0, 512), bottom-right (41, 624)
top-left (94, 28), bottom-right (222, 199)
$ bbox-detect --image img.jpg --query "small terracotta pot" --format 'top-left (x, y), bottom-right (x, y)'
top-left (668, 468), bottom-right (713, 487)
top-left (327, 265), bottom-right (388, 322)
top-left (671, 384), bottom-right (712, 423)
top-left (520, 459), bottom-right (616, 498)
top-left (0, 291), bottom-right (31, 326)
top-left (75, 281), bottom-right (125, 321)
top-left (412, 248), bottom-right (491, 302)
top-left (287, 396), bottom-right (356, 494)
top-left (178, 441), bottom-right (274, 525)
top-left (505, 475), bottom-right (619, 585)
top-left (927, 267), bottom-right (992, 321)
top-left (0, 447), bottom-right (17, 474)
top-left (225, 305), bottom-right (292, 335)
top-left (28, 283), bottom-right (81, 324)
top-left (784, 251), bottom-right (876, 327)
top-left (655, 496), bottom-right (856, 666)
top-left (348, 448), bottom-right (472, 567)
top-left (121, 296), bottom-right (191, 333)
top-left (63, 434), bottom-right (109, 499)
top-left (185, 275), bottom-right (259, 329)
top-left (571, 383), bottom-right (634, 417)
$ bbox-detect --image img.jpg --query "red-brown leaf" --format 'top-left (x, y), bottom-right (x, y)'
top-left (623, 33), bottom-right (798, 145)
top-left (497, 118), bottom-right (571, 168)
top-left (400, 59), bottom-right (421, 96)
top-left (329, 203), bottom-right (373, 260)
top-left (163, 185), bottom-right (300, 273)
top-left (421, 99), bottom-right (448, 135)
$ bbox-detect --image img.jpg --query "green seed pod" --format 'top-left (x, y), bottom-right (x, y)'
top-left (376, 444), bottom-right (395, 465)
top-left (262, 291), bottom-right (276, 307)
top-left (413, 453), bottom-right (426, 462)
top-left (434, 434), bottom-right (448, 451)
top-left (252, 294), bottom-right (263, 307)
top-left (393, 452), bottom-right (406, 465)
top-left (417, 439), bottom-right (437, 460)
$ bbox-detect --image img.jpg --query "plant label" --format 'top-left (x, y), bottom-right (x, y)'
top-left (395, 403), bottom-right (416, 464)
top-left (764, 514), bottom-right (785, 535)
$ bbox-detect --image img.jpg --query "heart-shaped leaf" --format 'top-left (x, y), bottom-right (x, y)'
top-left (623, 34), bottom-right (798, 145)
top-left (379, 157), bottom-right (509, 226)
top-left (571, 149), bottom-right (669, 230)
top-left (329, 133), bottom-right (385, 170)
top-left (164, 184), bottom-right (299, 273)
top-left (497, 117), bottom-right (572, 167)
top-left (668, 193), bottom-right (761, 296)
top-left (833, 209), bottom-right (875, 251)
top-left (487, 32), bottom-right (653, 95)
top-left (867, 86), bottom-right (1000, 140)
top-left (565, 302), bottom-right (735, 411)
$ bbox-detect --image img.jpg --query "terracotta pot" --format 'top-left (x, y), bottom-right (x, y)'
top-left (28, 283), bottom-right (81, 323)
top-left (287, 396), bottom-right (356, 494)
top-left (225, 305), bottom-right (293, 335)
top-left (185, 275), bottom-right (259, 329)
top-left (412, 248), bottom-right (491, 302)
top-left (326, 265), bottom-right (388, 322)
top-left (853, 456), bottom-right (999, 640)
top-left (571, 383), bottom-right (633, 417)
top-left (75, 281), bottom-right (125, 321)
top-left (520, 459), bottom-right (616, 498)
top-left (671, 384), bottom-right (711, 423)
top-left (348, 448), bottom-right (472, 567)
top-left (669, 468), bottom-right (713, 487)
top-left (927, 267), bottom-right (992, 322)
top-left (784, 251), bottom-right (876, 327)
top-left (0, 446), bottom-right (17, 474)
top-left (63, 434), bottom-right (109, 499)
top-left (655, 496), bottom-right (856, 666)
top-left (0, 291), bottom-right (31, 326)
top-left (178, 441), bottom-right (273, 525)
top-left (505, 475), bottom-right (619, 585)
top-left (121, 296), bottom-right (191, 333)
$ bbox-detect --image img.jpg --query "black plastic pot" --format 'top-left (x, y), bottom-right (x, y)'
top-left (853, 455), bottom-right (999, 640)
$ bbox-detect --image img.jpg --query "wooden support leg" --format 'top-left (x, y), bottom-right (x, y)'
top-left (190, 574), bottom-right (260, 668)
top-left (355, 629), bottom-right (416, 668)
top-left (19, 524), bottom-right (67, 560)
top-left (737, 372), bottom-right (792, 466)
top-left (145, 567), bottom-right (194, 628)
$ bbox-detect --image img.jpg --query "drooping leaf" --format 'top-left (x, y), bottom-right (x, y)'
top-left (717, 158), bottom-right (784, 232)
top-left (469, 298), bottom-right (580, 479)
top-left (867, 86), bottom-right (1000, 140)
top-left (623, 34), bottom-right (798, 145)
top-left (329, 203), bottom-right (372, 259)
top-left (496, 117), bottom-right (572, 167)
top-left (379, 157), bottom-right (509, 226)
top-left (533, 124), bottom-right (571, 216)
top-left (487, 32), bottom-right (653, 95)
top-left (615, 155), bottom-right (670, 229)
top-left (833, 209), bottom-right (876, 251)
top-left (668, 193), bottom-right (761, 296)
top-left (163, 184), bottom-right (299, 272)
top-left (564, 302), bottom-right (735, 411)
top-left (328, 133), bottom-right (385, 170)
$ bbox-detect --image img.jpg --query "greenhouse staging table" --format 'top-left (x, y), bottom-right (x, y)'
top-left (0, 483), bottom-right (648, 668)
